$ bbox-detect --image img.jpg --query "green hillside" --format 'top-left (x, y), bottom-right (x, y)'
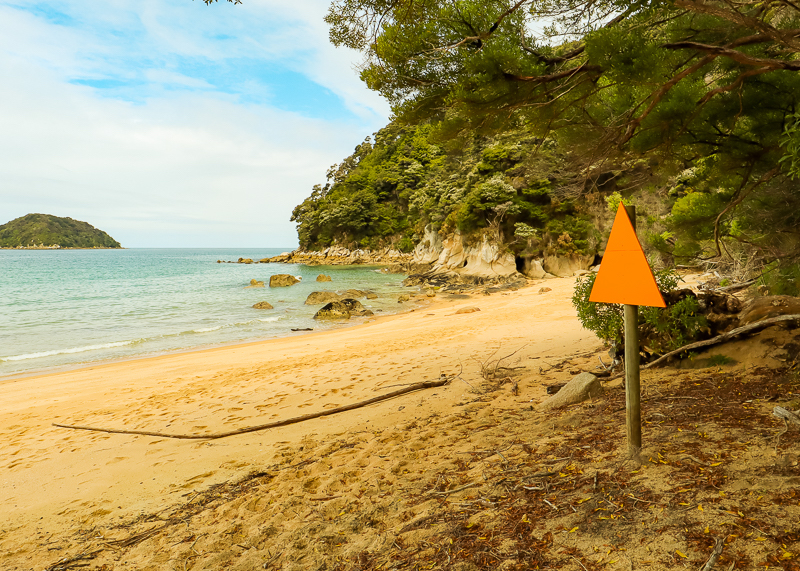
top-left (0, 214), bottom-right (122, 249)
top-left (290, 0), bottom-right (800, 295)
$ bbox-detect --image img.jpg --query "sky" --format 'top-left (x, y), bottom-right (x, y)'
top-left (0, 0), bottom-right (391, 248)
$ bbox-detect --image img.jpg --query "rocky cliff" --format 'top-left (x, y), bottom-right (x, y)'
top-left (411, 225), bottom-right (596, 279)
top-left (261, 226), bottom-right (597, 282)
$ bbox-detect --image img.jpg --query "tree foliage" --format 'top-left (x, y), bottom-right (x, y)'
top-left (323, 0), bottom-right (800, 272)
top-left (0, 214), bottom-right (122, 248)
top-left (291, 122), bottom-right (603, 255)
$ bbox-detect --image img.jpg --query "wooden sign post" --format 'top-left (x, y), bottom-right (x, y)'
top-left (589, 205), bottom-right (665, 458)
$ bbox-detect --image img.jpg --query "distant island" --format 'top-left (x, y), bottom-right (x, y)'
top-left (0, 213), bottom-right (122, 249)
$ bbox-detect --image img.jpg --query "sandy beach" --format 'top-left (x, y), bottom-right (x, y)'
top-left (2, 275), bottom-right (798, 571)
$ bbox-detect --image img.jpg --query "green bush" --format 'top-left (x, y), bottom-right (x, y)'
top-left (572, 269), bottom-right (707, 354)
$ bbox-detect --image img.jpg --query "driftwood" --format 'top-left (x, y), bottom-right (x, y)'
top-left (699, 537), bottom-right (725, 571)
top-left (601, 314), bottom-right (800, 382)
top-left (645, 314), bottom-right (800, 369)
top-left (773, 406), bottom-right (800, 427)
top-left (53, 376), bottom-right (452, 440)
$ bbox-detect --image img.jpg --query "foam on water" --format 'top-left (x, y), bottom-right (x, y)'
top-left (0, 248), bottom-right (409, 378)
top-left (1, 341), bottom-right (134, 362)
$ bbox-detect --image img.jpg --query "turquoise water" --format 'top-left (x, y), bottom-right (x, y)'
top-left (0, 249), bottom-right (410, 378)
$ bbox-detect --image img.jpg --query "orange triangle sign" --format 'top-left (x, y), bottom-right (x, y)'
top-left (589, 206), bottom-right (666, 307)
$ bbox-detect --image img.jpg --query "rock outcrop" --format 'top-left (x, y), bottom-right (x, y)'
top-left (413, 226), bottom-right (518, 279)
top-left (543, 253), bottom-right (595, 277)
top-left (313, 299), bottom-right (374, 319)
top-left (305, 290), bottom-right (377, 305)
top-left (255, 224), bottom-right (597, 284)
top-left (316, 274), bottom-right (332, 282)
top-left (245, 279), bottom-right (265, 288)
top-left (305, 291), bottom-right (342, 305)
top-left (252, 301), bottom-right (274, 309)
top-left (269, 274), bottom-right (301, 287)
top-left (538, 372), bottom-right (603, 410)
top-left (263, 247), bottom-right (412, 266)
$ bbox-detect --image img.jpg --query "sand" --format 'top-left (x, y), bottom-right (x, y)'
top-left (0, 277), bottom-right (597, 566)
top-left (2, 275), bottom-right (799, 571)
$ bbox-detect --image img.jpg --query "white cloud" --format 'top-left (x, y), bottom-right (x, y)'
top-left (0, 0), bottom-right (391, 247)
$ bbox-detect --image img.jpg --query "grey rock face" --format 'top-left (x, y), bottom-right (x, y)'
top-left (537, 372), bottom-right (603, 410)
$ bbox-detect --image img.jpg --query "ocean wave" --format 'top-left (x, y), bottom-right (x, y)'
top-left (193, 326), bottom-right (223, 333)
top-left (1, 341), bottom-right (133, 362)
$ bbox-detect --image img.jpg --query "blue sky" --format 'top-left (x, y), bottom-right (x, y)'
top-left (0, 0), bottom-right (391, 247)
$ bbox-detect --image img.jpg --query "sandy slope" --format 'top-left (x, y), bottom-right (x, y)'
top-left (0, 276), bottom-right (599, 568)
top-left (2, 275), bottom-right (798, 571)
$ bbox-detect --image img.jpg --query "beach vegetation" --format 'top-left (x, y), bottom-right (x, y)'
top-left (572, 270), bottom-right (708, 355)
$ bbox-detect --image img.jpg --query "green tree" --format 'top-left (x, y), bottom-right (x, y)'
top-left (325, 0), bottom-right (800, 272)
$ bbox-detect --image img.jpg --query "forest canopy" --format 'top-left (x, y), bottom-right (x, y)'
top-left (317, 0), bottom-right (800, 285)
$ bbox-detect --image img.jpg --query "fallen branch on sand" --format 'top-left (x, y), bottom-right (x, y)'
top-left (602, 314), bottom-right (800, 381)
top-left (53, 376), bottom-right (453, 440)
top-left (699, 537), bottom-right (725, 571)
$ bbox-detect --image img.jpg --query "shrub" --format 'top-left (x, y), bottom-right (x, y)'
top-left (571, 269), bottom-right (707, 354)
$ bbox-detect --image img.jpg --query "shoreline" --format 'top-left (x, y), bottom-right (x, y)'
top-left (0, 276), bottom-right (601, 567)
top-left (0, 297), bottom-right (430, 384)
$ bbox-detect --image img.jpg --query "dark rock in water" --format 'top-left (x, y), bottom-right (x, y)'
top-left (342, 289), bottom-right (368, 298)
top-left (305, 291), bottom-right (341, 305)
top-left (314, 301), bottom-right (352, 320)
top-left (316, 274), bottom-right (332, 282)
top-left (340, 298), bottom-right (374, 317)
top-left (269, 274), bottom-right (300, 287)
top-left (253, 301), bottom-right (274, 309)
top-left (313, 299), bottom-right (373, 319)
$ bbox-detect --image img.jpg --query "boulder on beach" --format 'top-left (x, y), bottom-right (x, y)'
top-left (316, 274), bottom-right (332, 282)
top-left (269, 274), bottom-right (301, 287)
top-left (340, 298), bottom-right (374, 317)
top-left (455, 307), bottom-right (480, 314)
top-left (538, 372), bottom-right (603, 411)
top-left (539, 287), bottom-right (552, 293)
top-left (313, 299), bottom-right (374, 319)
top-left (398, 294), bottom-right (410, 302)
top-left (305, 291), bottom-right (341, 305)
top-left (313, 301), bottom-right (351, 320)
top-left (252, 301), bottom-right (274, 309)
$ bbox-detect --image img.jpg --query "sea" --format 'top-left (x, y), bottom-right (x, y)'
top-left (0, 248), bottom-right (412, 379)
